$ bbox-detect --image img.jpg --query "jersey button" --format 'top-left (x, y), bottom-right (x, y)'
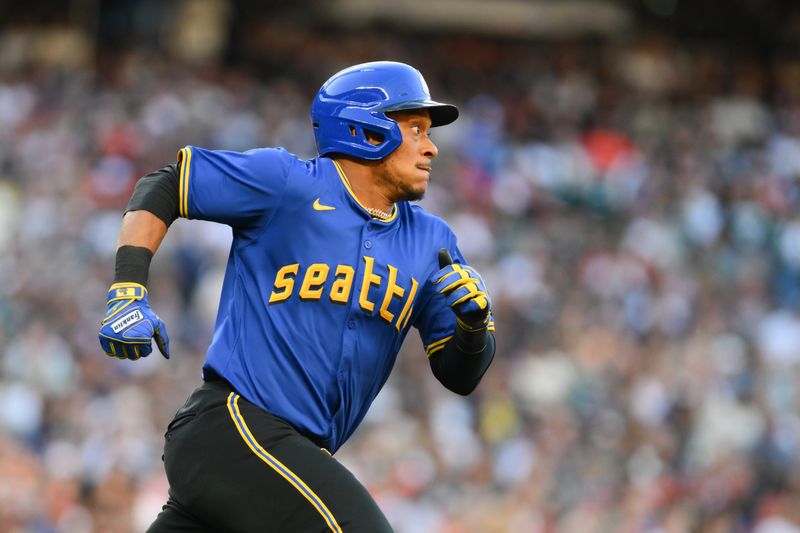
top-left (364, 240), bottom-right (373, 249)
top-left (347, 319), bottom-right (356, 329)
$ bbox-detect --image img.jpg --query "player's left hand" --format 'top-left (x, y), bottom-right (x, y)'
top-left (433, 249), bottom-right (491, 330)
top-left (98, 282), bottom-right (170, 360)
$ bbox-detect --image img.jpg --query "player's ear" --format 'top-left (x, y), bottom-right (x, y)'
top-left (363, 129), bottom-right (385, 146)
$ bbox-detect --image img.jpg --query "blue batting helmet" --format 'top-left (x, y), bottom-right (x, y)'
top-left (311, 61), bottom-right (459, 160)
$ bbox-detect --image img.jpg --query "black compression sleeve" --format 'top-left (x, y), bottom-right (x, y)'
top-left (114, 245), bottom-right (153, 286)
top-left (126, 163), bottom-right (180, 226)
top-left (429, 331), bottom-right (495, 396)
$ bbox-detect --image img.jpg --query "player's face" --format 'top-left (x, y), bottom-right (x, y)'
top-left (376, 110), bottom-right (438, 203)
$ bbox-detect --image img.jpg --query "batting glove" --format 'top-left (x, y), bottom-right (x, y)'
top-left (99, 282), bottom-right (170, 360)
top-left (433, 249), bottom-right (492, 330)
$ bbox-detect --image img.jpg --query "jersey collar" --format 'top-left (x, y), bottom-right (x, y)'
top-left (331, 159), bottom-right (399, 223)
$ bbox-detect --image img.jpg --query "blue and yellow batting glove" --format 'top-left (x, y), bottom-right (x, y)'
top-left (99, 282), bottom-right (170, 360)
top-left (433, 249), bottom-right (492, 330)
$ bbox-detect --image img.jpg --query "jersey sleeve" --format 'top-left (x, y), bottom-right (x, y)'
top-left (413, 239), bottom-right (496, 359)
top-left (177, 145), bottom-right (291, 232)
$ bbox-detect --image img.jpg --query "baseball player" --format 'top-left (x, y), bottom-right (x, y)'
top-left (99, 61), bottom-right (495, 532)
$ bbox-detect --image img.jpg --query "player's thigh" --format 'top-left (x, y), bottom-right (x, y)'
top-left (147, 497), bottom-right (215, 533)
top-left (255, 421), bottom-right (392, 530)
top-left (227, 395), bottom-right (393, 532)
top-left (164, 390), bottom-right (392, 532)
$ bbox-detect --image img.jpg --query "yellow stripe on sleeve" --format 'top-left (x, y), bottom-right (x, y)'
top-left (177, 148), bottom-right (184, 217)
top-left (426, 320), bottom-right (495, 357)
top-left (425, 335), bottom-right (453, 357)
top-left (177, 147), bottom-right (192, 218)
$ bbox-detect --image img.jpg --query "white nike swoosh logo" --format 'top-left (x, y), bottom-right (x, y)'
top-left (313, 198), bottom-right (336, 211)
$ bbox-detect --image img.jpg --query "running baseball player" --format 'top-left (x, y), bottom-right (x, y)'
top-left (99, 61), bottom-right (495, 532)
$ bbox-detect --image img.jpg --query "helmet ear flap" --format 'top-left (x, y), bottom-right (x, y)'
top-left (361, 127), bottom-right (385, 146)
top-left (344, 123), bottom-right (387, 149)
top-left (320, 113), bottom-right (400, 159)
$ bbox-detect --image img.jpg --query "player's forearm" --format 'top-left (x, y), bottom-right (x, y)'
top-left (117, 210), bottom-right (168, 252)
top-left (429, 331), bottom-right (495, 396)
top-left (113, 211), bottom-right (167, 286)
top-left (113, 163), bottom-right (181, 286)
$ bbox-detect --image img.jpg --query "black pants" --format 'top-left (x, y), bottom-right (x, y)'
top-left (147, 379), bottom-right (393, 532)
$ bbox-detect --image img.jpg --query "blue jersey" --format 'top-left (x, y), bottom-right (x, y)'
top-left (176, 145), bottom-right (494, 453)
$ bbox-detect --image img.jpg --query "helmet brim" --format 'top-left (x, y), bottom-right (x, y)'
top-left (376, 100), bottom-right (459, 127)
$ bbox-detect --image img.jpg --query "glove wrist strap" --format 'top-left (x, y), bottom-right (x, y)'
top-left (114, 245), bottom-right (153, 286)
top-left (456, 315), bottom-right (489, 332)
top-left (107, 282), bottom-right (147, 302)
top-left (454, 319), bottom-right (489, 354)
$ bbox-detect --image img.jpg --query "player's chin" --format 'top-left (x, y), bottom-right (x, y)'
top-left (414, 171), bottom-right (431, 189)
top-left (414, 175), bottom-right (432, 194)
top-left (398, 182), bottom-right (426, 202)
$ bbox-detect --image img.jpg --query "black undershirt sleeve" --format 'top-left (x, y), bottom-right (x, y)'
top-left (429, 330), bottom-right (495, 396)
top-left (126, 163), bottom-right (181, 226)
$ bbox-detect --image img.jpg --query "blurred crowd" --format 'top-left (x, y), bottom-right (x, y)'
top-left (3, 12), bottom-right (800, 533)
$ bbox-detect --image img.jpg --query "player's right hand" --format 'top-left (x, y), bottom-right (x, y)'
top-left (98, 282), bottom-right (170, 360)
top-left (433, 249), bottom-right (492, 330)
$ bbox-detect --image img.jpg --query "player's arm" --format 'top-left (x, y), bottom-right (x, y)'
top-left (98, 164), bottom-right (180, 361)
top-left (428, 249), bottom-right (495, 395)
top-left (429, 327), bottom-right (495, 396)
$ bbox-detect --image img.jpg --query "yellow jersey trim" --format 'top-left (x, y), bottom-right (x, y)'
top-left (178, 148), bottom-right (185, 217)
top-left (425, 322), bottom-right (495, 357)
top-left (178, 147), bottom-right (192, 218)
top-left (331, 160), bottom-right (398, 222)
top-left (226, 393), bottom-right (342, 533)
top-left (425, 335), bottom-right (453, 357)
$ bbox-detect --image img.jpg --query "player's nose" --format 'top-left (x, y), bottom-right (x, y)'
top-left (422, 135), bottom-right (438, 158)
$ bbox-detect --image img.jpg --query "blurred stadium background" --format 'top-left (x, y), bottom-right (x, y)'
top-left (3, 0), bottom-right (800, 531)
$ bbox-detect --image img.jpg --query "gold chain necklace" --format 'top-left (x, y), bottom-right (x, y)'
top-left (366, 206), bottom-right (392, 220)
top-left (331, 160), bottom-right (393, 220)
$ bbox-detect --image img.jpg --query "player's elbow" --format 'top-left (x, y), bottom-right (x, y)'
top-left (445, 380), bottom-right (479, 396)
top-left (431, 369), bottom-right (482, 396)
